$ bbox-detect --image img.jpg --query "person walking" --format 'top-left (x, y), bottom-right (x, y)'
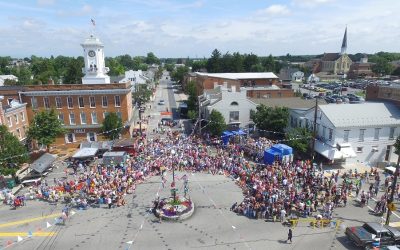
top-left (287, 228), bottom-right (293, 243)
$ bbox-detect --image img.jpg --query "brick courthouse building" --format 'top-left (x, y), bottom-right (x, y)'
top-left (0, 34), bottom-right (135, 147)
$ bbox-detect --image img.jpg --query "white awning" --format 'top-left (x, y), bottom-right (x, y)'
top-left (315, 141), bottom-right (343, 160)
top-left (340, 146), bottom-right (357, 158)
top-left (72, 148), bottom-right (98, 159)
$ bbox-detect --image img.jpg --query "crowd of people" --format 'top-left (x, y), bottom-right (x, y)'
top-left (1, 119), bottom-right (394, 227)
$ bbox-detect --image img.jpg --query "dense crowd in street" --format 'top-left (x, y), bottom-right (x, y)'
top-left (2, 128), bottom-right (397, 226)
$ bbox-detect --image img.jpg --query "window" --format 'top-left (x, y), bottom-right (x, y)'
top-left (78, 97), bottom-right (84, 108)
top-left (69, 113), bottom-right (75, 125)
top-left (7, 117), bottom-right (12, 127)
top-left (58, 114), bottom-right (65, 125)
top-left (14, 114), bottom-right (19, 124)
top-left (328, 129), bottom-right (333, 141)
top-left (89, 96), bottom-right (96, 108)
top-left (43, 97), bottom-right (50, 109)
top-left (102, 96), bottom-right (108, 107)
top-left (389, 127), bottom-right (396, 140)
top-left (114, 96), bottom-right (121, 107)
top-left (55, 97), bottom-right (62, 109)
top-left (87, 132), bottom-right (96, 142)
top-left (343, 130), bottom-right (350, 143)
top-left (91, 112), bottom-right (98, 124)
top-left (356, 147), bottom-right (363, 153)
top-left (65, 133), bottom-right (75, 143)
top-left (277, 92), bottom-right (282, 98)
top-left (230, 101), bottom-right (238, 106)
top-left (31, 97), bottom-right (38, 109)
top-left (374, 128), bottom-right (381, 141)
top-left (80, 112), bottom-right (87, 124)
top-left (67, 97), bottom-right (73, 109)
top-left (16, 129), bottom-right (21, 139)
top-left (21, 112), bottom-right (25, 122)
top-left (116, 112), bottom-right (122, 119)
top-left (359, 129), bottom-right (365, 142)
top-left (229, 111), bottom-right (239, 121)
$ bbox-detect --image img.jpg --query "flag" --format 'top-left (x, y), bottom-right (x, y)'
top-left (91, 18), bottom-right (96, 26)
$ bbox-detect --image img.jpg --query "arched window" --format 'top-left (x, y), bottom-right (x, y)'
top-left (230, 101), bottom-right (238, 106)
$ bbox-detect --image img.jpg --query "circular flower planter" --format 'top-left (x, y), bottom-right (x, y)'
top-left (155, 196), bottom-right (195, 221)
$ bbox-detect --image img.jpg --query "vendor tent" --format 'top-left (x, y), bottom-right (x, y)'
top-left (221, 131), bottom-right (234, 145)
top-left (264, 144), bottom-right (293, 165)
top-left (31, 153), bottom-right (57, 174)
top-left (102, 151), bottom-right (128, 166)
top-left (72, 148), bottom-right (98, 159)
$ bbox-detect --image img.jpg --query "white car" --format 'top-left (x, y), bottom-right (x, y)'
top-left (158, 100), bottom-right (165, 105)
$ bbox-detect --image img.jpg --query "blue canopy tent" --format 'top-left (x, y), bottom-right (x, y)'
top-left (221, 131), bottom-right (234, 145)
top-left (264, 144), bottom-right (293, 165)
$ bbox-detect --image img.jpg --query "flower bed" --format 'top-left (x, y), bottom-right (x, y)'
top-left (157, 196), bottom-right (193, 219)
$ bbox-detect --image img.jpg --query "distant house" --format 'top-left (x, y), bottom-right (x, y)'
top-left (0, 96), bottom-right (29, 142)
top-left (348, 55), bottom-right (375, 79)
top-left (291, 71), bottom-right (304, 82)
top-left (0, 75), bottom-right (18, 86)
top-left (119, 70), bottom-right (150, 91)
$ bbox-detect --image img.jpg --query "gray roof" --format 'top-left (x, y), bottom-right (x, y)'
top-left (196, 72), bottom-right (278, 80)
top-left (250, 97), bottom-right (327, 109)
top-left (31, 153), bottom-right (57, 174)
top-left (319, 102), bottom-right (400, 128)
top-left (80, 141), bottom-right (113, 150)
top-left (72, 148), bottom-right (98, 159)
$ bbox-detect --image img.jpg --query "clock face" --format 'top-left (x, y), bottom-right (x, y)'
top-left (88, 50), bottom-right (96, 57)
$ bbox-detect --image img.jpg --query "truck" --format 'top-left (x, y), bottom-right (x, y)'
top-left (345, 222), bottom-right (400, 248)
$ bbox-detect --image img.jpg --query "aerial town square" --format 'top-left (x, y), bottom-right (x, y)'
top-left (1, 1), bottom-right (400, 250)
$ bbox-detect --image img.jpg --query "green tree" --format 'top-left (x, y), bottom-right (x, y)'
top-left (132, 84), bottom-right (153, 103)
top-left (63, 58), bottom-right (84, 84)
top-left (102, 112), bottom-right (123, 140)
top-left (243, 53), bottom-right (259, 72)
top-left (171, 66), bottom-right (189, 84)
top-left (186, 81), bottom-right (198, 112)
top-left (372, 57), bottom-right (395, 76)
top-left (27, 109), bottom-right (66, 149)
top-left (206, 49), bottom-right (222, 73)
top-left (145, 52), bottom-right (160, 65)
top-left (191, 60), bottom-right (207, 72)
top-left (262, 54), bottom-right (276, 72)
top-left (11, 66), bottom-right (32, 85)
top-left (106, 57), bottom-right (125, 76)
top-left (117, 54), bottom-right (134, 69)
top-left (0, 125), bottom-right (28, 176)
top-left (206, 110), bottom-right (226, 136)
top-left (187, 110), bottom-right (198, 120)
top-left (165, 63), bottom-right (174, 72)
top-left (285, 127), bottom-right (312, 155)
top-left (251, 105), bottom-right (289, 133)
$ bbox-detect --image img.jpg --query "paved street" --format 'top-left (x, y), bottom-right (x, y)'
top-left (1, 80), bottom-right (399, 250)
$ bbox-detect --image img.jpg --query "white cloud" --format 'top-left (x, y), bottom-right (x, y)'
top-left (57, 4), bottom-right (93, 17)
top-left (292, 0), bottom-right (334, 7)
top-left (258, 4), bottom-right (290, 15)
top-left (37, 0), bottom-right (55, 6)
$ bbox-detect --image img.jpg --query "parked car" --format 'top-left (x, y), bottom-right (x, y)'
top-left (345, 222), bottom-right (400, 248)
top-left (158, 100), bottom-right (165, 105)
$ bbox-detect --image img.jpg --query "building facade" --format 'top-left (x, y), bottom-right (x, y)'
top-left (198, 84), bottom-right (257, 130)
top-left (0, 96), bottom-right (29, 142)
top-left (290, 103), bottom-right (400, 165)
top-left (366, 84), bottom-right (400, 106)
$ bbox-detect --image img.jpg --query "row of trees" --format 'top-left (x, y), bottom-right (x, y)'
top-left (0, 52), bottom-right (161, 86)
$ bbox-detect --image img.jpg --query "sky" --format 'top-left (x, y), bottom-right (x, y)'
top-left (0, 0), bottom-right (399, 58)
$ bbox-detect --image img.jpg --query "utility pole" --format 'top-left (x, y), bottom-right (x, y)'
top-left (386, 137), bottom-right (400, 225)
top-left (198, 96), bottom-right (201, 135)
top-left (311, 97), bottom-right (318, 162)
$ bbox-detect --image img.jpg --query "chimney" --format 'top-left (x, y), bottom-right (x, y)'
top-left (223, 82), bottom-right (227, 89)
top-left (48, 77), bottom-right (55, 85)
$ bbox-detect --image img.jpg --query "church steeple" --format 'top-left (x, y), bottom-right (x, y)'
top-left (341, 26), bottom-right (347, 55)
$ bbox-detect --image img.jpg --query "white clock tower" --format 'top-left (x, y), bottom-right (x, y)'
top-left (81, 34), bottom-right (110, 84)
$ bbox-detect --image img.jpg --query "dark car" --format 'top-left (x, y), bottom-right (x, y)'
top-left (346, 222), bottom-right (400, 248)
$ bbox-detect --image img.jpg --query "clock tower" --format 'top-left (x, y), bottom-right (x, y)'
top-left (81, 34), bottom-right (110, 84)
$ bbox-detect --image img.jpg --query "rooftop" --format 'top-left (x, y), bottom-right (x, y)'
top-left (319, 102), bottom-right (400, 128)
top-left (196, 72), bottom-right (278, 80)
top-left (251, 97), bottom-right (326, 109)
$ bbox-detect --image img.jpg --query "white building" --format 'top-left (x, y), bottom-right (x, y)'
top-left (290, 103), bottom-right (400, 165)
top-left (81, 35), bottom-right (110, 84)
top-left (291, 71), bottom-right (304, 82)
top-left (119, 70), bottom-right (150, 91)
top-left (199, 84), bottom-right (257, 130)
top-left (0, 75), bottom-right (18, 86)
